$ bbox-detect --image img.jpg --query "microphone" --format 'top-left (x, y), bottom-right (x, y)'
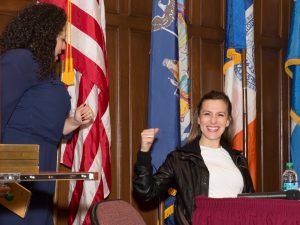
top-left (238, 190), bottom-right (300, 200)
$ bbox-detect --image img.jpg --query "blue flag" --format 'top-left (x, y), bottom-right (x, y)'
top-left (148, 0), bottom-right (190, 224)
top-left (285, 0), bottom-right (300, 179)
top-left (149, 0), bottom-right (179, 169)
top-left (225, 0), bottom-right (246, 52)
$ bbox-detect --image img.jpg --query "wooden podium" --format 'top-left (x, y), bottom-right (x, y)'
top-left (192, 195), bottom-right (300, 225)
top-left (0, 144), bottom-right (98, 218)
top-left (0, 144), bottom-right (39, 173)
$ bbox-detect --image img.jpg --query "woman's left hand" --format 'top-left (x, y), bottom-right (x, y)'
top-left (74, 103), bottom-right (94, 125)
top-left (63, 103), bottom-right (95, 135)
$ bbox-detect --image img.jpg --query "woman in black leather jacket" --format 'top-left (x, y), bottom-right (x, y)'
top-left (133, 90), bottom-right (254, 225)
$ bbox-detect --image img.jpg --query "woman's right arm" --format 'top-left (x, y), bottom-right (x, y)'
top-left (133, 128), bottom-right (175, 201)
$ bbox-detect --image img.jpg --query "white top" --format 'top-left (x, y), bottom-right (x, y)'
top-left (200, 145), bottom-right (244, 198)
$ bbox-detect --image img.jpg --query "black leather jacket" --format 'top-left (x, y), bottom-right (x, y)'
top-left (133, 137), bottom-right (254, 225)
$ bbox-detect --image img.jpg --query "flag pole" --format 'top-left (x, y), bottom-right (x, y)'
top-left (242, 48), bottom-right (248, 159)
top-left (158, 200), bottom-right (164, 225)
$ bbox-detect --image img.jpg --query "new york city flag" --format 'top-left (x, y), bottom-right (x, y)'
top-left (224, 0), bottom-right (257, 187)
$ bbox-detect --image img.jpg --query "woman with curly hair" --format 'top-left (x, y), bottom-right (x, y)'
top-left (0, 3), bottom-right (94, 225)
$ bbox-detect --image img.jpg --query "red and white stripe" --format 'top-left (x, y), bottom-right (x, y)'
top-left (39, 1), bottom-right (111, 224)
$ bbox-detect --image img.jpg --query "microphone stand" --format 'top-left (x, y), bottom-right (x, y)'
top-left (238, 190), bottom-right (300, 200)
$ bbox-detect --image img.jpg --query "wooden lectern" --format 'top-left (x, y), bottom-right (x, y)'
top-left (0, 144), bottom-right (39, 173)
top-left (0, 144), bottom-right (38, 218)
top-left (0, 144), bottom-right (98, 218)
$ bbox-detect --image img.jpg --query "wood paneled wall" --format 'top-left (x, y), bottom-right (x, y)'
top-left (0, 0), bottom-right (294, 224)
top-left (254, 0), bottom-right (292, 191)
top-left (105, 1), bottom-right (156, 223)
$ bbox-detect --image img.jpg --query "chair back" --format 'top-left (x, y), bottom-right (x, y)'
top-left (90, 199), bottom-right (147, 225)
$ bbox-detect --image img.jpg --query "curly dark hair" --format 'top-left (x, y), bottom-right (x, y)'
top-left (0, 3), bottom-right (67, 80)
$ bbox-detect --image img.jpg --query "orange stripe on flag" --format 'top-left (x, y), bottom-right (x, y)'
top-left (231, 120), bottom-right (257, 189)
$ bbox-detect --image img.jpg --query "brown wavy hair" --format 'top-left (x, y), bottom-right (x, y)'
top-left (187, 90), bottom-right (233, 144)
top-left (0, 3), bottom-right (67, 80)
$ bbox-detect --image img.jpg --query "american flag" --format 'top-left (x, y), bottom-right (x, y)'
top-left (39, 1), bottom-right (111, 224)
